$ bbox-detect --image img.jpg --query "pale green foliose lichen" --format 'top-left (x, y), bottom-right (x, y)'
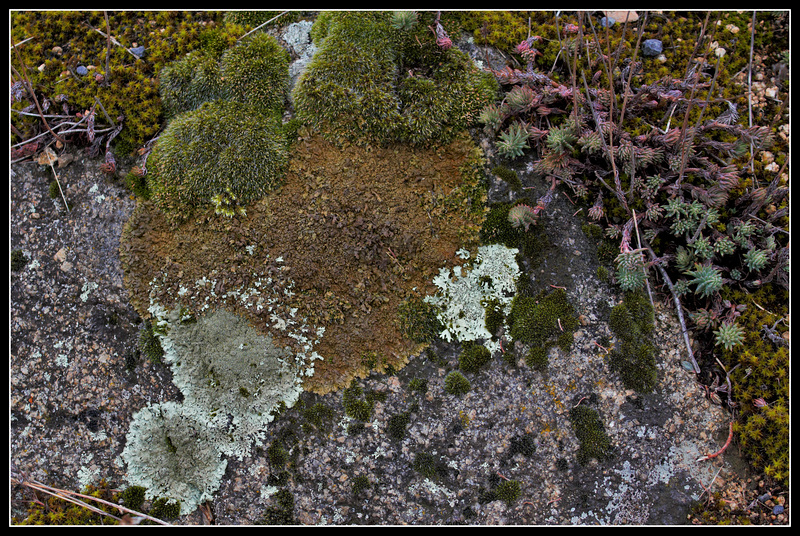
top-left (121, 259), bottom-right (327, 515)
top-left (163, 308), bottom-right (304, 460)
top-left (424, 244), bottom-right (520, 354)
top-left (120, 401), bottom-right (228, 516)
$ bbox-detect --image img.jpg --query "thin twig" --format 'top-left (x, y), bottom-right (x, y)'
top-left (10, 473), bottom-right (170, 525)
top-left (631, 210), bottom-right (655, 310)
top-left (238, 11), bottom-right (290, 41)
top-left (640, 236), bottom-right (700, 374)
top-left (104, 11), bottom-right (111, 86)
top-left (697, 421), bottom-right (734, 462)
top-left (617, 12), bottom-right (648, 128)
top-left (47, 153), bottom-right (70, 213)
top-left (10, 35), bottom-right (65, 145)
top-left (86, 23), bottom-right (140, 60)
top-left (676, 12), bottom-right (719, 187)
top-left (585, 13), bottom-right (617, 123)
top-left (747, 10), bottom-right (757, 179)
top-left (10, 35), bottom-right (35, 49)
top-left (698, 464), bottom-right (725, 501)
top-left (550, 12), bottom-right (564, 74)
top-left (582, 74), bottom-right (626, 219)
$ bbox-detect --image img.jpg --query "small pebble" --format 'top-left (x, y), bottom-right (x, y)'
top-left (642, 39), bottom-right (663, 57)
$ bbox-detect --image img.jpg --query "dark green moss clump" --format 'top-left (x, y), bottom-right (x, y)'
top-left (492, 165), bottom-right (522, 191)
top-left (267, 439), bottom-right (290, 469)
top-left (569, 404), bottom-right (612, 465)
top-left (258, 488), bottom-right (295, 525)
top-left (408, 377), bottom-right (429, 395)
top-left (119, 485), bottom-right (147, 512)
top-left (147, 497), bottom-right (181, 520)
top-left (342, 381), bottom-right (385, 422)
top-left (10, 249), bottom-right (28, 272)
top-left (411, 452), bottom-right (449, 481)
top-left (443, 370), bottom-right (471, 396)
top-left (479, 201), bottom-right (550, 259)
top-left (398, 296), bottom-right (444, 344)
top-left (458, 341), bottom-right (492, 374)
top-left (507, 287), bottom-right (579, 369)
top-left (301, 402), bottom-right (335, 434)
top-left (483, 298), bottom-right (505, 340)
top-left (386, 411), bottom-right (412, 441)
top-left (509, 433), bottom-right (536, 458)
top-left (351, 474), bottom-right (372, 496)
top-left (138, 321), bottom-right (164, 364)
top-left (292, 11), bottom-right (497, 147)
top-left (495, 479), bottom-right (522, 506)
top-left (606, 290), bottom-right (658, 393)
top-left (525, 346), bottom-right (548, 371)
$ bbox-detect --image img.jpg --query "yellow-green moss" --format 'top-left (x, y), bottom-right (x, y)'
top-left (719, 285), bottom-right (789, 488)
top-left (10, 11), bottom-right (226, 154)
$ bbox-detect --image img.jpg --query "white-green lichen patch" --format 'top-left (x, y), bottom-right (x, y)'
top-left (122, 261), bottom-right (327, 513)
top-left (120, 401), bottom-right (228, 516)
top-left (424, 243), bottom-right (520, 354)
top-left (163, 308), bottom-right (305, 460)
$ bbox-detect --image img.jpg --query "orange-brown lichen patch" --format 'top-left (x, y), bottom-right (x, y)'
top-left (120, 133), bottom-right (486, 394)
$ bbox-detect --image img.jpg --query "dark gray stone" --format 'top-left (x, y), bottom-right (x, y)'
top-left (642, 39), bottom-right (663, 57)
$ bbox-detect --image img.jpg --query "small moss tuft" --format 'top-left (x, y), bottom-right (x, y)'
top-left (386, 411), bottom-right (412, 441)
top-left (351, 474), bottom-right (372, 496)
top-left (525, 346), bottom-right (548, 371)
top-left (569, 404), bottom-right (612, 465)
top-left (509, 433), bottom-right (536, 457)
top-left (258, 488), bottom-right (295, 525)
top-left (138, 321), bottom-right (164, 364)
top-left (507, 287), bottom-right (579, 364)
top-left (492, 165), bottom-right (522, 191)
top-left (342, 381), bottom-right (374, 422)
top-left (495, 479), bottom-right (522, 506)
top-left (10, 249), bottom-right (28, 272)
top-left (443, 370), bottom-right (471, 396)
top-left (606, 290), bottom-right (658, 393)
top-left (458, 341), bottom-right (492, 374)
top-left (411, 452), bottom-right (448, 481)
